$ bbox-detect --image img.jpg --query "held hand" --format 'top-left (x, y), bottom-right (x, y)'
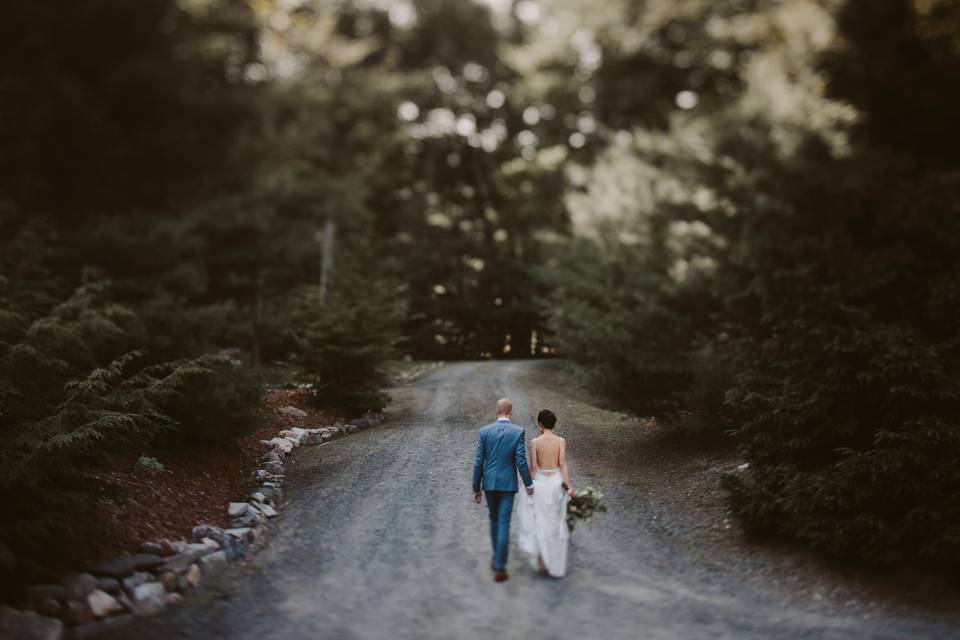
top-left (525, 486), bottom-right (534, 496)
top-left (473, 491), bottom-right (482, 504)
top-left (568, 487), bottom-right (577, 498)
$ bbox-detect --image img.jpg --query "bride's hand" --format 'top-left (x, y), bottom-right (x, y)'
top-left (567, 487), bottom-right (577, 498)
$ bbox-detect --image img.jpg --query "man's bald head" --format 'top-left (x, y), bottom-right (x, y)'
top-left (496, 398), bottom-right (513, 418)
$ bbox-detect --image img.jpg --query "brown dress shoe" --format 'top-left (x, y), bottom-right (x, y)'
top-left (494, 571), bottom-right (509, 582)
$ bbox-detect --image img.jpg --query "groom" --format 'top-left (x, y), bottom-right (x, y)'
top-left (472, 398), bottom-right (533, 582)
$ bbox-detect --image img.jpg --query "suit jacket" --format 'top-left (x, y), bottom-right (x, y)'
top-left (472, 419), bottom-right (533, 493)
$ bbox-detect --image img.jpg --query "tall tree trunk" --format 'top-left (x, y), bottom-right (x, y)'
top-left (319, 215), bottom-right (336, 303)
top-left (252, 267), bottom-right (264, 369)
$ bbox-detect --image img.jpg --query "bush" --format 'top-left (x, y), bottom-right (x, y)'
top-left (726, 240), bottom-right (960, 566)
top-left (147, 355), bottom-right (264, 446)
top-left (545, 239), bottom-right (712, 415)
top-left (0, 344), bottom-right (176, 591)
top-left (722, 195), bottom-right (960, 566)
top-left (135, 454), bottom-right (166, 474)
top-left (289, 274), bottom-right (406, 413)
top-left (0, 280), bottom-right (264, 593)
top-left (672, 344), bottom-right (737, 440)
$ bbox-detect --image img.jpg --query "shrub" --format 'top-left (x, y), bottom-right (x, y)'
top-left (146, 355), bottom-right (264, 446)
top-left (0, 280), bottom-right (264, 593)
top-left (672, 344), bottom-right (737, 440)
top-left (0, 347), bottom-right (176, 590)
top-left (545, 239), bottom-right (712, 415)
top-left (135, 455), bottom-right (166, 474)
top-left (288, 274), bottom-right (406, 413)
top-left (722, 246), bottom-right (960, 567)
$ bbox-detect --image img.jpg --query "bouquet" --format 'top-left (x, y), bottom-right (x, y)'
top-left (566, 486), bottom-right (607, 532)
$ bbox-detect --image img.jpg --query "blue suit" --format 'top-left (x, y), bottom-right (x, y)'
top-left (472, 419), bottom-right (533, 571)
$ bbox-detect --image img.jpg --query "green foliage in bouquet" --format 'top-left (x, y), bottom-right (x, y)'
top-left (567, 487), bottom-right (608, 533)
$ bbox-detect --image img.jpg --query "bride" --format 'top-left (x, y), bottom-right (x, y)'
top-left (517, 409), bottom-right (576, 577)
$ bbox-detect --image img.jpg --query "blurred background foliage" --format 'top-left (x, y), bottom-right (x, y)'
top-left (1, 0), bottom-right (959, 590)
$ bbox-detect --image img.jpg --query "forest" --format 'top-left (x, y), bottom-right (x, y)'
top-left (2, 0), bottom-right (959, 596)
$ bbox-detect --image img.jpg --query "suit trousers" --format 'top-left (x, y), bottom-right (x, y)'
top-left (485, 490), bottom-right (515, 571)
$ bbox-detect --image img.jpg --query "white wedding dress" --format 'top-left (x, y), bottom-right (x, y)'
top-left (516, 467), bottom-right (570, 577)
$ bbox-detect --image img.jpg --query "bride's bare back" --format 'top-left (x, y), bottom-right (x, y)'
top-left (532, 433), bottom-right (562, 469)
top-left (531, 430), bottom-right (574, 494)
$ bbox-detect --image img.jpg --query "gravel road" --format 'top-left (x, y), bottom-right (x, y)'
top-left (103, 360), bottom-right (960, 640)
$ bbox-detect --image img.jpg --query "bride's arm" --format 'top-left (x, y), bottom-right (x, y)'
top-left (559, 439), bottom-right (575, 496)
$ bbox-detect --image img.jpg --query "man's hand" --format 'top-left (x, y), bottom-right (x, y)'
top-left (525, 486), bottom-right (534, 496)
top-left (473, 491), bottom-right (482, 504)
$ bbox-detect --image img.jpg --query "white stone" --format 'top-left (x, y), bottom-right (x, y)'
top-left (185, 564), bottom-right (202, 588)
top-left (262, 448), bottom-right (283, 461)
top-left (231, 511), bottom-right (261, 529)
top-left (262, 461), bottom-right (285, 475)
top-left (280, 428), bottom-right (308, 445)
top-left (86, 589), bottom-right (122, 618)
top-left (251, 502), bottom-right (278, 518)
top-left (277, 405), bottom-right (307, 418)
top-left (170, 541), bottom-right (190, 554)
top-left (261, 438), bottom-right (294, 454)
top-left (198, 551), bottom-right (228, 578)
top-left (228, 502), bottom-right (249, 518)
top-left (200, 537), bottom-right (221, 550)
top-left (225, 528), bottom-right (254, 541)
top-left (131, 583), bottom-right (166, 617)
top-left (191, 525), bottom-right (225, 545)
top-left (121, 572), bottom-right (152, 594)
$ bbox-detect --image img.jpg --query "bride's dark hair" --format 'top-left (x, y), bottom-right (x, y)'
top-left (537, 409), bottom-right (557, 429)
